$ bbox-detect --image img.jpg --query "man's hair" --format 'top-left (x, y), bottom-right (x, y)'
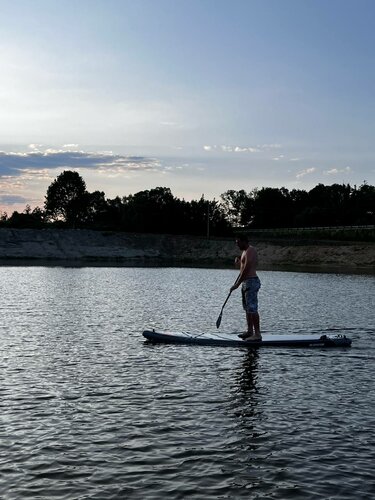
top-left (236, 233), bottom-right (249, 242)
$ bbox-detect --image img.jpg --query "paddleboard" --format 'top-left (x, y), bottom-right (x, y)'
top-left (142, 329), bottom-right (352, 348)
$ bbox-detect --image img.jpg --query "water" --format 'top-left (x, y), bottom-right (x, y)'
top-left (0, 266), bottom-right (374, 499)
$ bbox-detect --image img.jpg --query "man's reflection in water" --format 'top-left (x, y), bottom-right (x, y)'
top-left (227, 349), bottom-right (268, 474)
top-left (228, 353), bottom-right (274, 492)
top-left (231, 350), bottom-right (262, 423)
top-left (236, 350), bottom-right (260, 395)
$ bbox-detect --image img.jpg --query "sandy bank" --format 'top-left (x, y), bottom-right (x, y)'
top-left (0, 228), bottom-right (374, 273)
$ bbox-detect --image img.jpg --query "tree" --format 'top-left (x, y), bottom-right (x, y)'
top-left (85, 191), bottom-right (108, 227)
top-left (206, 199), bottom-right (232, 236)
top-left (351, 182), bottom-right (375, 224)
top-left (122, 187), bottom-right (179, 232)
top-left (105, 196), bottom-right (127, 229)
top-left (305, 183), bottom-right (351, 226)
top-left (6, 205), bottom-right (45, 228)
top-left (44, 171), bottom-right (88, 226)
top-left (220, 190), bottom-right (254, 226)
top-left (252, 187), bottom-right (292, 227)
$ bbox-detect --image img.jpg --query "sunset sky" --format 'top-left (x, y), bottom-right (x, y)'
top-left (1, 0), bottom-right (374, 213)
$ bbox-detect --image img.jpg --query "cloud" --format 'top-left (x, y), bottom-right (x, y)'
top-left (261, 144), bottom-right (282, 149)
top-left (0, 148), bottom-right (162, 178)
top-left (324, 166), bottom-right (352, 175)
top-left (296, 167), bottom-right (316, 179)
top-left (160, 121), bottom-right (179, 127)
top-left (0, 146), bottom-right (173, 212)
top-left (0, 194), bottom-right (28, 205)
top-left (221, 145), bottom-right (261, 153)
top-left (203, 144), bottom-right (281, 153)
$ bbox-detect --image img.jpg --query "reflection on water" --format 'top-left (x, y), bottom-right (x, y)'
top-left (0, 266), bottom-right (374, 499)
top-left (236, 350), bottom-right (260, 395)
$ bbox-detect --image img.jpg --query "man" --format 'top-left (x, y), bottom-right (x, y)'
top-left (230, 234), bottom-right (261, 341)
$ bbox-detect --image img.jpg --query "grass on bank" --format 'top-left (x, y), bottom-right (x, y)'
top-left (243, 226), bottom-right (375, 243)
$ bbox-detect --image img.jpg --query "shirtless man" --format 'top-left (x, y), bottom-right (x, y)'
top-left (230, 234), bottom-right (261, 341)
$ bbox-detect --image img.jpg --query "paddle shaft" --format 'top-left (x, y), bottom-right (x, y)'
top-left (216, 271), bottom-right (243, 328)
top-left (216, 290), bottom-right (232, 328)
top-left (221, 291), bottom-right (232, 311)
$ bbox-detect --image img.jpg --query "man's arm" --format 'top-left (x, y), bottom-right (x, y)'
top-left (230, 252), bottom-right (248, 291)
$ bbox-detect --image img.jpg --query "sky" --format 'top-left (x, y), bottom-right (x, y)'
top-left (0, 0), bottom-right (374, 213)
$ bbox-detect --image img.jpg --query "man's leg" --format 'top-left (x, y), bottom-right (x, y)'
top-left (239, 312), bottom-right (261, 340)
top-left (250, 312), bottom-right (260, 337)
top-left (246, 312), bottom-right (254, 335)
top-left (238, 280), bottom-right (261, 340)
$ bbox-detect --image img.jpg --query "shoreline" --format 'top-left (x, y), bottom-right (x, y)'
top-left (0, 228), bottom-right (374, 274)
top-left (0, 257), bottom-right (373, 275)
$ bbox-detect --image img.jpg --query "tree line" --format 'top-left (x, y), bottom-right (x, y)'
top-left (0, 170), bottom-right (374, 235)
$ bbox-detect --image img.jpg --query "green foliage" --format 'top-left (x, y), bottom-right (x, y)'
top-left (220, 182), bottom-right (375, 230)
top-left (121, 187), bottom-right (178, 232)
top-left (220, 189), bottom-right (253, 226)
top-left (5, 206), bottom-right (45, 228)
top-left (85, 191), bottom-right (108, 227)
top-left (2, 170), bottom-right (374, 239)
top-left (116, 188), bottom-right (231, 236)
top-left (44, 170), bottom-right (88, 226)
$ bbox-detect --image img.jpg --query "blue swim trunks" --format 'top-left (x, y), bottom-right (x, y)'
top-left (241, 277), bottom-right (261, 313)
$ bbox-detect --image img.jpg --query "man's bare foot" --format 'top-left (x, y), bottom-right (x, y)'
top-left (238, 332), bottom-right (251, 339)
top-left (238, 332), bottom-right (262, 341)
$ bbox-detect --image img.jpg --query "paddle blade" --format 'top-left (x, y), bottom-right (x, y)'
top-left (216, 312), bottom-right (223, 329)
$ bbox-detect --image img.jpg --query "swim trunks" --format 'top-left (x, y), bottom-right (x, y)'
top-left (241, 276), bottom-right (261, 313)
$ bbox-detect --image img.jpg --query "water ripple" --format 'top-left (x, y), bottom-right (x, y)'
top-left (0, 267), bottom-right (374, 499)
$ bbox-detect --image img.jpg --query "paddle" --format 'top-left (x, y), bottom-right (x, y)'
top-left (216, 291), bottom-right (232, 328)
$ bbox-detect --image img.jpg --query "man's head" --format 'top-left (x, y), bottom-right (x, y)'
top-left (235, 234), bottom-right (249, 251)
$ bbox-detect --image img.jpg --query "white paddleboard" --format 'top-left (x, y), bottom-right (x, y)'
top-left (142, 330), bottom-right (352, 348)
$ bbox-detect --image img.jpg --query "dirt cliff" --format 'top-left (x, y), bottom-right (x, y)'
top-left (0, 228), bottom-right (373, 272)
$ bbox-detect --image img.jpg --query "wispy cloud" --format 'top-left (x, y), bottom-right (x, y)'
top-left (324, 166), bottom-right (352, 175)
top-left (0, 147), bottom-right (162, 178)
top-left (221, 145), bottom-right (261, 153)
top-left (0, 194), bottom-right (28, 205)
top-left (296, 167), bottom-right (316, 179)
top-left (0, 146), bottom-right (173, 211)
top-left (160, 121), bottom-right (180, 127)
top-left (203, 144), bottom-right (282, 154)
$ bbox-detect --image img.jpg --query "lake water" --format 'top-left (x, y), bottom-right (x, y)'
top-left (0, 266), bottom-right (374, 499)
